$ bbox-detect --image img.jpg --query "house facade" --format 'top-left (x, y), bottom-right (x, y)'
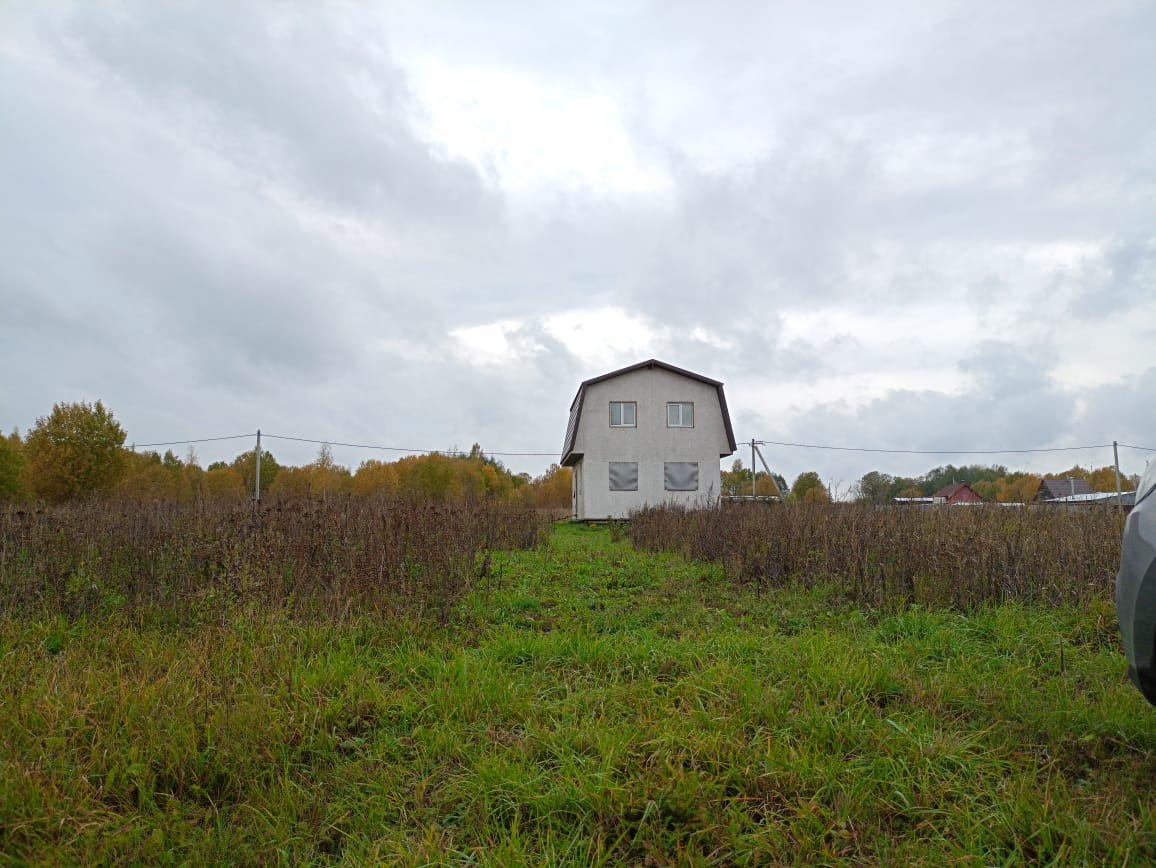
top-left (561, 359), bottom-right (737, 520)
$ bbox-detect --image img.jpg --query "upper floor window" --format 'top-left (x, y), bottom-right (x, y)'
top-left (610, 401), bottom-right (636, 427)
top-left (667, 402), bottom-right (694, 427)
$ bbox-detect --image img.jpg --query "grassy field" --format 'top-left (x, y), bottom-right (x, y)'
top-left (2, 521), bottom-right (1154, 864)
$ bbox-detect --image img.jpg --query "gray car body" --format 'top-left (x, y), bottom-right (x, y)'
top-left (1116, 460), bottom-right (1156, 705)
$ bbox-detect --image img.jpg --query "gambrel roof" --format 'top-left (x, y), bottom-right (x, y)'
top-left (932, 482), bottom-right (983, 502)
top-left (560, 359), bottom-right (738, 466)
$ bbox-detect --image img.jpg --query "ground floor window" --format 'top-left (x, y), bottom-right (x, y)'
top-left (664, 462), bottom-right (699, 491)
top-left (609, 462), bottom-right (638, 491)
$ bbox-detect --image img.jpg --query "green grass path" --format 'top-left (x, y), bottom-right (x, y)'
top-left (2, 523), bottom-right (1154, 864)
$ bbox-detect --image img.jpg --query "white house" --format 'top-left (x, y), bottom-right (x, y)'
top-left (560, 359), bottom-right (738, 520)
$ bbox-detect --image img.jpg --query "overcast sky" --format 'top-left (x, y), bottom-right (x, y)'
top-left (2, 1), bottom-right (1154, 488)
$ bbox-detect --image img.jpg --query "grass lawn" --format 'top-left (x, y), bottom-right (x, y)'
top-left (2, 522), bottom-right (1154, 864)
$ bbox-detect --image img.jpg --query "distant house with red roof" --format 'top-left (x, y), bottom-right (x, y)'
top-left (931, 482), bottom-right (984, 505)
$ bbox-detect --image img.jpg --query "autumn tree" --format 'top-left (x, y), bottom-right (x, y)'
top-left (182, 448), bottom-right (206, 501)
top-left (789, 471), bottom-right (830, 503)
top-left (307, 443), bottom-right (352, 497)
top-left (854, 470), bottom-right (896, 504)
top-left (24, 401), bottom-right (127, 502)
top-left (527, 464), bottom-right (572, 508)
top-left (972, 480), bottom-right (997, 501)
top-left (892, 477), bottom-right (921, 497)
top-left (720, 459), bottom-right (747, 496)
top-left (268, 465), bottom-right (313, 499)
top-left (390, 454), bottom-right (453, 501)
top-left (722, 459), bottom-right (784, 497)
top-left (203, 465), bottom-right (246, 500)
top-left (0, 430), bottom-right (24, 501)
top-left (351, 459), bottom-right (399, 496)
top-left (1045, 465), bottom-right (1091, 482)
top-left (116, 449), bottom-right (192, 502)
top-left (1089, 465), bottom-right (1134, 493)
top-left (231, 449), bottom-right (280, 498)
top-left (920, 464), bottom-right (1008, 496)
top-left (1004, 473), bottom-right (1042, 503)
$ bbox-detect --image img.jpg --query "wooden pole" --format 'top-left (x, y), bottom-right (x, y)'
top-left (1114, 440), bottom-right (1123, 512)
top-left (254, 429), bottom-right (262, 506)
top-left (753, 443), bottom-right (781, 499)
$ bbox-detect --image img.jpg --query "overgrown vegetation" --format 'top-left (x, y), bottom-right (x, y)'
top-left (1, 523), bottom-right (1152, 863)
top-left (0, 498), bottom-right (548, 625)
top-left (631, 501), bottom-right (1126, 610)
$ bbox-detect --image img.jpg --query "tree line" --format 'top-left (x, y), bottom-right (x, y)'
top-left (720, 461), bottom-right (831, 502)
top-left (2, 402), bottom-right (1137, 508)
top-left (0, 401), bottom-right (572, 508)
top-left (851, 463), bottom-right (1137, 503)
top-left (722, 459), bottom-right (1137, 505)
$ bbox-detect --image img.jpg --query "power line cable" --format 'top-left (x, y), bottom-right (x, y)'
top-left (128, 431), bottom-right (1147, 460)
top-left (133, 434), bottom-right (254, 449)
top-left (1118, 443), bottom-right (1156, 453)
top-left (263, 433), bottom-right (558, 457)
top-left (752, 439), bottom-right (1113, 456)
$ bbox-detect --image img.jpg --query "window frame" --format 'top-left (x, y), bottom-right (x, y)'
top-left (664, 461), bottom-right (700, 491)
top-left (608, 461), bottom-right (639, 491)
top-left (666, 401), bottom-right (694, 428)
top-left (609, 401), bottom-right (637, 428)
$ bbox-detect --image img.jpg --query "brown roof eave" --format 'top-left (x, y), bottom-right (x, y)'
top-left (715, 383), bottom-right (737, 456)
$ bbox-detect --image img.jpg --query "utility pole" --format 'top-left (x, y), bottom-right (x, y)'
top-left (1114, 440), bottom-right (1123, 512)
top-left (751, 439), bottom-right (757, 498)
top-left (753, 443), bottom-right (781, 499)
top-left (254, 429), bottom-right (262, 506)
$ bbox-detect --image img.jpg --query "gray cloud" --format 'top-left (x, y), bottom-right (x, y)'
top-left (1068, 238), bottom-right (1156, 317)
top-left (2, 1), bottom-right (1153, 480)
top-left (59, 3), bottom-right (496, 221)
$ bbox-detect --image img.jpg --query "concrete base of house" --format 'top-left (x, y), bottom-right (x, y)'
top-left (568, 516), bottom-right (630, 526)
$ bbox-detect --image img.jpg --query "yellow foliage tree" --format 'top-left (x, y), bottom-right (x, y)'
top-left (268, 466), bottom-right (313, 499)
top-left (203, 466), bottom-right (246, 501)
top-left (116, 450), bottom-right (195, 502)
top-left (351, 459), bottom-right (399, 496)
top-left (0, 430), bottom-right (24, 501)
top-left (24, 401), bottom-right (127, 502)
top-left (972, 480), bottom-right (998, 502)
top-left (527, 464), bottom-right (572, 509)
top-left (1089, 465), bottom-right (1134, 492)
top-left (789, 471), bottom-right (830, 503)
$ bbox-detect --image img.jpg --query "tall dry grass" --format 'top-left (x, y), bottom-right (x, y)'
top-left (0, 497), bottom-right (549, 624)
top-left (630, 502), bottom-right (1124, 609)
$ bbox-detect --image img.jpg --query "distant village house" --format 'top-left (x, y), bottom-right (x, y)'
top-left (895, 481), bottom-right (985, 507)
top-left (1035, 477), bottom-right (1094, 501)
top-left (932, 482), bottom-right (984, 505)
